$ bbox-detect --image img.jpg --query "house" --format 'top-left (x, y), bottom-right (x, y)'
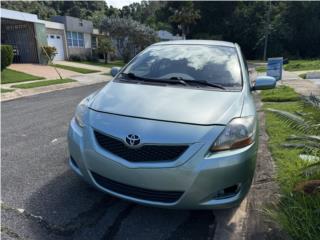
top-left (1, 8), bottom-right (100, 63)
top-left (1, 8), bottom-right (48, 64)
top-left (40, 20), bottom-right (68, 61)
top-left (51, 16), bottom-right (99, 60)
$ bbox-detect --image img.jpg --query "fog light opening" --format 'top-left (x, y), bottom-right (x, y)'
top-left (214, 184), bottom-right (241, 200)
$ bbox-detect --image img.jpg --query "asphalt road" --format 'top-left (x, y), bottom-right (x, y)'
top-left (1, 84), bottom-right (220, 240)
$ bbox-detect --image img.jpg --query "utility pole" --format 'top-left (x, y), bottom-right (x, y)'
top-left (263, 0), bottom-right (271, 61)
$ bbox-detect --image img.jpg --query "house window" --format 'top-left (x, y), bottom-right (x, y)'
top-left (67, 31), bottom-right (85, 48)
top-left (92, 36), bottom-right (97, 49)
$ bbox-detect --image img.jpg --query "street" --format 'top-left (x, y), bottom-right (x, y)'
top-left (1, 84), bottom-right (219, 240)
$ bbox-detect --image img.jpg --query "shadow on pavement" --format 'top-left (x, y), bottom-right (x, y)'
top-left (24, 164), bottom-right (237, 240)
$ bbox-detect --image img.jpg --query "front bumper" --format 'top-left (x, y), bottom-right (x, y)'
top-left (68, 115), bottom-right (257, 209)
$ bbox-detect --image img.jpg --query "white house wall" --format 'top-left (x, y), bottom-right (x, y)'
top-left (84, 33), bottom-right (91, 49)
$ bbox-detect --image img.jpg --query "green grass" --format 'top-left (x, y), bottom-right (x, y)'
top-left (256, 60), bottom-right (320, 73)
top-left (256, 66), bottom-right (267, 72)
top-left (260, 85), bottom-right (300, 102)
top-left (51, 64), bottom-right (100, 74)
top-left (265, 194), bottom-right (320, 240)
top-left (1, 88), bottom-right (14, 93)
top-left (12, 78), bottom-right (76, 89)
top-left (71, 60), bottom-right (125, 68)
top-left (284, 59), bottom-right (320, 72)
top-left (261, 87), bottom-right (320, 240)
top-left (1, 69), bottom-right (44, 84)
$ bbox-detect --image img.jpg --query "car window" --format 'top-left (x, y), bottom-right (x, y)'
top-left (122, 44), bottom-right (242, 89)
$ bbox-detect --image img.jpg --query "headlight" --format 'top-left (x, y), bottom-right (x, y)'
top-left (211, 116), bottom-right (256, 152)
top-left (75, 98), bottom-right (89, 128)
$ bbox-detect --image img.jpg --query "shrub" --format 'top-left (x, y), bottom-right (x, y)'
top-left (85, 53), bottom-right (99, 62)
top-left (1, 45), bottom-right (14, 71)
top-left (69, 54), bottom-right (85, 62)
top-left (41, 46), bottom-right (57, 63)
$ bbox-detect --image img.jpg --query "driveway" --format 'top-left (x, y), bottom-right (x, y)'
top-left (8, 64), bottom-right (80, 80)
top-left (1, 84), bottom-right (277, 240)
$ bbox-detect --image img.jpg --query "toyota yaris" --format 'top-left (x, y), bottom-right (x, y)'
top-left (68, 40), bottom-right (276, 209)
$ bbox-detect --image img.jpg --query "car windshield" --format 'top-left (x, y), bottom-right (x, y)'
top-left (121, 44), bottom-right (242, 90)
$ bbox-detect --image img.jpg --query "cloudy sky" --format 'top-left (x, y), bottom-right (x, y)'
top-left (105, 0), bottom-right (142, 9)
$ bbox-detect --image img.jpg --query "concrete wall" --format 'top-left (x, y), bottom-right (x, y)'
top-left (34, 22), bottom-right (48, 64)
top-left (51, 16), bottom-right (93, 33)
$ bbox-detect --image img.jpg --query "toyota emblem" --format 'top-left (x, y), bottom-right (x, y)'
top-left (125, 134), bottom-right (140, 146)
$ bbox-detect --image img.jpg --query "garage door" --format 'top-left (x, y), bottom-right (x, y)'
top-left (47, 34), bottom-right (65, 61)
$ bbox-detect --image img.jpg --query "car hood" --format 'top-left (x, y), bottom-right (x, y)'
top-left (90, 81), bottom-right (244, 125)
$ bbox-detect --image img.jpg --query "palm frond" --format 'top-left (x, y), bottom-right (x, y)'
top-left (266, 108), bottom-right (319, 135)
top-left (267, 108), bottom-right (320, 176)
top-left (286, 135), bottom-right (320, 143)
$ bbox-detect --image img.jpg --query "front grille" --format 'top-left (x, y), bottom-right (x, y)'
top-left (91, 171), bottom-right (183, 203)
top-left (94, 131), bottom-right (188, 162)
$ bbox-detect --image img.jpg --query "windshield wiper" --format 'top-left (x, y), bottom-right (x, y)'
top-left (120, 73), bottom-right (188, 86)
top-left (182, 79), bottom-right (226, 90)
top-left (169, 77), bottom-right (226, 90)
top-left (121, 73), bottom-right (226, 90)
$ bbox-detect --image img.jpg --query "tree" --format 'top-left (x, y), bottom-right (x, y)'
top-left (2, 1), bottom-right (320, 59)
top-left (97, 37), bottom-right (115, 63)
top-left (168, 2), bottom-right (201, 39)
top-left (100, 16), bottom-right (158, 62)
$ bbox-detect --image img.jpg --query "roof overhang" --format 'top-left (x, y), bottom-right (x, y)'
top-left (1, 8), bottom-right (40, 23)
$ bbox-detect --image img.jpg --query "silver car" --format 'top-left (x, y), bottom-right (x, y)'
top-left (68, 40), bottom-right (276, 209)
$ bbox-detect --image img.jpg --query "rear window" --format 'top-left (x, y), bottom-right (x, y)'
top-left (123, 44), bottom-right (242, 89)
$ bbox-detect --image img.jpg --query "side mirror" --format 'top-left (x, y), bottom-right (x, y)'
top-left (252, 76), bottom-right (276, 91)
top-left (111, 67), bottom-right (121, 77)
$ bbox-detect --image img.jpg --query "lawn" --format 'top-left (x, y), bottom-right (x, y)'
top-left (1, 69), bottom-right (44, 84)
top-left (1, 88), bottom-right (14, 93)
top-left (260, 85), bottom-right (300, 102)
top-left (256, 66), bottom-right (267, 72)
top-left (284, 59), bottom-right (320, 72)
top-left (261, 86), bottom-right (320, 240)
top-left (255, 60), bottom-right (320, 73)
top-left (51, 64), bottom-right (100, 74)
top-left (70, 60), bottom-right (125, 68)
top-left (12, 78), bottom-right (76, 89)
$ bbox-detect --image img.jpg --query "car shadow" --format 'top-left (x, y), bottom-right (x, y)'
top-left (24, 158), bottom-right (241, 240)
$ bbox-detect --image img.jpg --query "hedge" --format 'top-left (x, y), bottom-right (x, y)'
top-left (1, 45), bottom-right (14, 71)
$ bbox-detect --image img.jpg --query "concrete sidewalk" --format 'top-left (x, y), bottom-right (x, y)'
top-left (53, 60), bottom-right (109, 72)
top-left (255, 68), bottom-right (320, 96)
top-left (281, 70), bottom-right (320, 96)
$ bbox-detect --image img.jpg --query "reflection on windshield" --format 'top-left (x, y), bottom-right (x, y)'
top-left (123, 45), bottom-right (242, 88)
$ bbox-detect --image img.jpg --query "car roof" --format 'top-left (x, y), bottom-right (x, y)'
top-left (152, 40), bottom-right (235, 47)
